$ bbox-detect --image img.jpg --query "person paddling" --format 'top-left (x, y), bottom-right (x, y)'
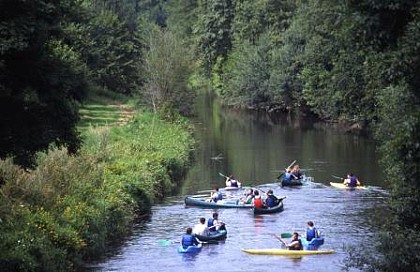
top-left (225, 174), bottom-right (240, 187)
top-left (210, 185), bottom-right (223, 202)
top-left (343, 173), bottom-right (361, 187)
top-left (279, 232), bottom-right (303, 250)
top-left (181, 227), bottom-right (199, 249)
top-left (207, 212), bottom-right (226, 232)
top-left (265, 189), bottom-right (286, 208)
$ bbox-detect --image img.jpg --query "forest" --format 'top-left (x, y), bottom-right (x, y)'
top-left (1, 0), bottom-right (419, 271)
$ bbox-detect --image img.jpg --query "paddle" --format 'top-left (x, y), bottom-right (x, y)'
top-left (252, 186), bottom-right (266, 194)
top-left (160, 239), bottom-right (219, 246)
top-left (331, 175), bottom-right (344, 180)
top-left (277, 160), bottom-right (296, 179)
top-left (273, 234), bottom-right (287, 246)
top-left (276, 196), bottom-right (287, 204)
top-left (218, 172), bottom-right (229, 179)
top-left (197, 189), bottom-right (214, 193)
top-left (208, 222), bottom-right (226, 230)
top-left (159, 239), bottom-right (175, 246)
top-left (280, 232), bottom-right (292, 238)
top-left (197, 239), bottom-right (219, 244)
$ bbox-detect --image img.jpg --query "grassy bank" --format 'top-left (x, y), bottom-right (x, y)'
top-left (0, 105), bottom-right (195, 271)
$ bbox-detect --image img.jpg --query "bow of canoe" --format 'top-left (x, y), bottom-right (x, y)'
top-left (241, 248), bottom-right (334, 255)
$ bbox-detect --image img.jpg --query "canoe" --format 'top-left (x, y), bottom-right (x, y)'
top-left (241, 248), bottom-right (334, 256)
top-left (330, 182), bottom-right (367, 190)
top-left (184, 196), bottom-right (253, 209)
top-left (195, 229), bottom-right (227, 242)
top-left (301, 237), bottom-right (324, 250)
top-left (253, 201), bottom-right (284, 215)
top-left (224, 185), bottom-right (242, 191)
top-left (279, 179), bottom-right (304, 187)
top-left (178, 243), bottom-right (202, 253)
top-left (278, 175), bottom-right (313, 187)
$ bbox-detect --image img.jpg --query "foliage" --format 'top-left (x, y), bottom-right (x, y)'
top-left (0, 110), bottom-right (194, 270)
top-left (232, 0), bottom-right (296, 45)
top-left (0, 0), bottom-right (88, 167)
top-left (221, 35), bottom-right (273, 108)
top-left (140, 25), bottom-right (195, 116)
top-left (177, 0), bottom-right (420, 269)
top-left (194, 0), bottom-right (234, 73)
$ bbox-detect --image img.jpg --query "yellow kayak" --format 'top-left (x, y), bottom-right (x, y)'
top-left (330, 182), bottom-right (367, 190)
top-left (241, 248), bottom-right (334, 255)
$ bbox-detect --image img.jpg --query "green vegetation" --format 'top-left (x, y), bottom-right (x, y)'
top-left (0, 109), bottom-right (194, 271)
top-left (1, 0), bottom-right (419, 270)
top-left (185, 1), bottom-right (420, 270)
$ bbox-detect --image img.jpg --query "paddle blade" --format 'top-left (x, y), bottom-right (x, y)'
top-left (280, 233), bottom-right (292, 238)
top-left (204, 240), bottom-right (219, 244)
top-left (159, 240), bottom-right (172, 246)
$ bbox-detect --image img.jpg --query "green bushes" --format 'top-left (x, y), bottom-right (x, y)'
top-left (0, 110), bottom-right (194, 271)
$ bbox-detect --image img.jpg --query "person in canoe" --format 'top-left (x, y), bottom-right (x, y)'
top-left (343, 173), bottom-right (361, 187)
top-left (209, 185), bottom-right (223, 202)
top-left (303, 221), bottom-right (321, 241)
top-left (291, 164), bottom-right (303, 179)
top-left (181, 227), bottom-right (200, 249)
top-left (193, 217), bottom-right (209, 236)
top-left (240, 188), bottom-right (254, 204)
top-left (265, 190), bottom-right (279, 208)
top-left (283, 168), bottom-right (293, 181)
top-left (252, 190), bottom-right (265, 208)
top-left (207, 212), bottom-right (226, 232)
top-left (279, 232), bottom-right (303, 250)
top-left (225, 174), bottom-right (241, 188)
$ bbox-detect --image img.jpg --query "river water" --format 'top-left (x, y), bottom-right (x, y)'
top-left (90, 91), bottom-right (388, 271)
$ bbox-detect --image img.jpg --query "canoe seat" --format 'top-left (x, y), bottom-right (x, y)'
top-left (300, 237), bottom-right (324, 250)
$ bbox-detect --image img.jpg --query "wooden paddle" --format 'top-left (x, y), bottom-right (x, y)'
top-left (218, 172), bottom-right (229, 179)
top-left (277, 160), bottom-right (296, 179)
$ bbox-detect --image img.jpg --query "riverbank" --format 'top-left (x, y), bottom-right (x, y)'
top-left (0, 103), bottom-right (195, 271)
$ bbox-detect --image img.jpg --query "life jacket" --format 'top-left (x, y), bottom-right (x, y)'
top-left (212, 192), bottom-right (223, 202)
top-left (181, 234), bottom-right (195, 248)
top-left (306, 228), bottom-right (319, 241)
top-left (230, 180), bottom-right (238, 187)
top-left (207, 218), bottom-right (215, 229)
top-left (246, 194), bottom-right (255, 204)
top-left (284, 172), bottom-right (292, 181)
top-left (254, 197), bottom-right (263, 208)
top-left (266, 195), bottom-right (278, 208)
top-left (289, 238), bottom-right (303, 250)
top-left (349, 176), bottom-right (357, 187)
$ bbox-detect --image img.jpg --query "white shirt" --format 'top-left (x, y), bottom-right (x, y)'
top-left (193, 223), bottom-right (208, 236)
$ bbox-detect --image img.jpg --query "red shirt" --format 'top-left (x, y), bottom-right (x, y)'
top-left (254, 197), bottom-right (263, 208)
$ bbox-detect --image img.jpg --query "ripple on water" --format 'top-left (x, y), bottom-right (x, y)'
top-left (91, 185), bottom-right (387, 272)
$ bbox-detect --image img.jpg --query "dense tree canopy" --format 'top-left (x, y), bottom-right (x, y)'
top-left (1, 0), bottom-right (419, 269)
top-left (0, 0), bottom-right (88, 166)
top-left (189, 0), bottom-right (420, 269)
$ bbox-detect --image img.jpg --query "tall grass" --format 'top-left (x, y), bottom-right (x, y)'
top-left (0, 110), bottom-right (194, 271)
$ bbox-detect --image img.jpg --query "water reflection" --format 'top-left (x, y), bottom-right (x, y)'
top-left (91, 91), bottom-right (387, 271)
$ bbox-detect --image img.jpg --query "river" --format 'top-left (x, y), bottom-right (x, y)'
top-left (89, 91), bottom-right (388, 272)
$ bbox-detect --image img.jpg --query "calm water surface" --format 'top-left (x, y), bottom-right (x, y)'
top-left (90, 92), bottom-right (388, 271)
